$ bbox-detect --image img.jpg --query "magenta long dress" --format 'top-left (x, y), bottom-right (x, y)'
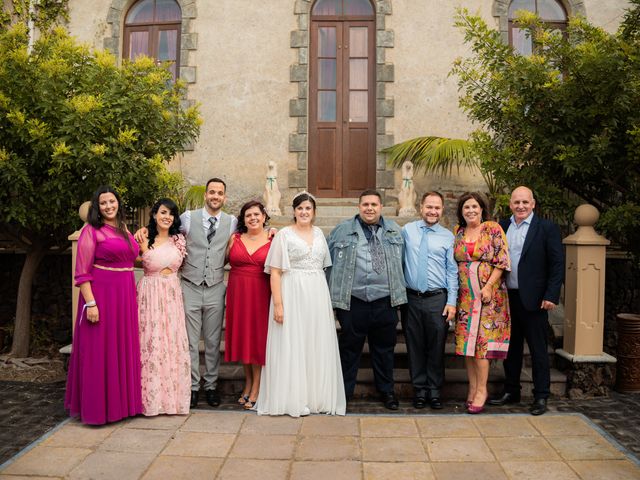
top-left (137, 234), bottom-right (190, 415)
top-left (65, 224), bottom-right (143, 425)
top-left (224, 233), bottom-right (271, 365)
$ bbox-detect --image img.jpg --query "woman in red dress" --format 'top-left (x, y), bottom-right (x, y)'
top-left (225, 200), bottom-right (272, 409)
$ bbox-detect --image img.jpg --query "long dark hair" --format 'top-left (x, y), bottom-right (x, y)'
top-left (147, 198), bottom-right (181, 248)
top-left (292, 192), bottom-right (316, 223)
top-left (236, 200), bottom-right (270, 233)
top-left (87, 186), bottom-right (131, 246)
top-left (456, 191), bottom-right (490, 227)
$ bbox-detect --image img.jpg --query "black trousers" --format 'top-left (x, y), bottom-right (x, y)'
top-left (336, 296), bottom-right (397, 397)
top-left (402, 291), bottom-right (448, 398)
top-left (504, 290), bottom-right (551, 400)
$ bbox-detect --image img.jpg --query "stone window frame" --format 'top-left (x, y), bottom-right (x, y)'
top-left (492, 0), bottom-right (586, 44)
top-left (104, 0), bottom-right (198, 85)
top-left (288, 0), bottom-right (395, 192)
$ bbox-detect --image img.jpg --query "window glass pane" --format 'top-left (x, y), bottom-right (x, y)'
top-left (344, 0), bottom-right (374, 15)
top-left (537, 0), bottom-right (566, 21)
top-left (511, 27), bottom-right (533, 56)
top-left (318, 91), bottom-right (336, 121)
top-left (156, 0), bottom-right (181, 21)
top-left (312, 0), bottom-right (341, 15)
top-left (128, 31), bottom-right (150, 60)
top-left (126, 0), bottom-right (154, 23)
top-left (158, 29), bottom-right (177, 61)
top-left (350, 59), bottom-right (367, 89)
top-left (349, 91), bottom-right (367, 122)
top-left (318, 59), bottom-right (337, 89)
top-left (318, 27), bottom-right (336, 57)
top-left (349, 27), bottom-right (367, 57)
top-left (508, 0), bottom-right (535, 17)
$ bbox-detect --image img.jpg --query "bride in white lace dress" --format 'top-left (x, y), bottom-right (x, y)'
top-left (256, 192), bottom-right (346, 417)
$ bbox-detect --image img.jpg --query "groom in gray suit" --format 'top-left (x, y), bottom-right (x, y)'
top-left (180, 178), bottom-right (237, 408)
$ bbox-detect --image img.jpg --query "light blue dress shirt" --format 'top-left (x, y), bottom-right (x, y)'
top-left (505, 212), bottom-right (533, 289)
top-left (402, 221), bottom-right (458, 306)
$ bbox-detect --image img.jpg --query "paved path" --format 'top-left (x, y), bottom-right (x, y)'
top-left (1, 410), bottom-right (639, 479)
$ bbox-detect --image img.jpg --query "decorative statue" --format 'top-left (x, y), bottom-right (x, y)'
top-left (264, 160), bottom-right (282, 216)
top-left (398, 160), bottom-right (417, 217)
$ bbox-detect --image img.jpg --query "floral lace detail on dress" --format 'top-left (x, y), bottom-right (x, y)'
top-left (172, 234), bottom-right (187, 258)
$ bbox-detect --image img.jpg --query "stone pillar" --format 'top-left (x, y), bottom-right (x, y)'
top-left (556, 204), bottom-right (616, 390)
top-left (68, 202), bottom-right (91, 336)
top-left (397, 160), bottom-right (417, 217)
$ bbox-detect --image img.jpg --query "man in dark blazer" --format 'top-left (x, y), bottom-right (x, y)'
top-left (489, 186), bottom-right (564, 415)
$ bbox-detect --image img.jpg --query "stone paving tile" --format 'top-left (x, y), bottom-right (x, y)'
top-left (180, 411), bottom-right (244, 433)
top-left (2, 446), bottom-right (91, 477)
top-left (290, 461), bottom-right (361, 480)
top-left (240, 414), bottom-right (302, 435)
top-left (529, 414), bottom-right (599, 436)
top-left (360, 417), bottom-right (418, 437)
top-left (430, 462), bottom-right (508, 480)
top-left (141, 455), bottom-right (222, 480)
top-left (568, 460), bottom-right (640, 480)
top-left (362, 437), bottom-right (427, 462)
top-left (42, 423), bottom-right (116, 448)
top-left (160, 432), bottom-right (235, 458)
top-left (123, 414), bottom-right (188, 431)
top-left (363, 461), bottom-right (435, 480)
top-left (486, 436), bottom-right (560, 462)
top-left (500, 460), bottom-right (580, 480)
top-left (67, 451), bottom-right (155, 480)
top-left (98, 427), bottom-right (173, 455)
top-left (228, 433), bottom-right (296, 459)
top-left (473, 416), bottom-right (539, 437)
top-left (546, 435), bottom-right (627, 461)
top-left (0, 475), bottom-right (63, 479)
top-left (425, 437), bottom-right (495, 462)
top-left (295, 435), bottom-right (360, 461)
top-left (300, 415), bottom-right (359, 436)
top-left (217, 458), bottom-right (289, 480)
top-left (416, 417), bottom-right (480, 437)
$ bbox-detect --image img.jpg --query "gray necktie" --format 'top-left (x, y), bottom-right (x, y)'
top-left (207, 217), bottom-right (217, 243)
top-left (368, 225), bottom-right (384, 274)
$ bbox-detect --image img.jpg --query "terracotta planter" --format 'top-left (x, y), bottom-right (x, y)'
top-left (616, 313), bottom-right (640, 393)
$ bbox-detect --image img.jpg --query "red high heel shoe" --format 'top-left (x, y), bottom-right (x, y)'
top-left (467, 403), bottom-right (485, 414)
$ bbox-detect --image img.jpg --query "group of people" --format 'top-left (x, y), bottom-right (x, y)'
top-left (64, 179), bottom-right (563, 425)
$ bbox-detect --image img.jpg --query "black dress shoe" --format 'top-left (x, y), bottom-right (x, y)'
top-left (205, 389), bottom-right (221, 407)
top-left (190, 390), bottom-right (199, 408)
top-left (487, 392), bottom-right (521, 406)
top-left (381, 392), bottom-right (399, 410)
top-left (413, 396), bottom-right (427, 409)
top-left (529, 398), bottom-right (547, 416)
top-left (429, 397), bottom-right (443, 410)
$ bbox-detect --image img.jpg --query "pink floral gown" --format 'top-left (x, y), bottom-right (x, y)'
top-left (454, 221), bottom-right (511, 359)
top-left (137, 234), bottom-right (191, 415)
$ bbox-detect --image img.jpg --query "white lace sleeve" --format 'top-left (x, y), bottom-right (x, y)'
top-left (318, 228), bottom-right (332, 269)
top-left (264, 228), bottom-right (290, 273)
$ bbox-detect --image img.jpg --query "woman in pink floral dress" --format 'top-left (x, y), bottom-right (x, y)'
top-left (137, 198), bottom-right (191, 415)
top-left (453, 192), bottom-right (511, 414)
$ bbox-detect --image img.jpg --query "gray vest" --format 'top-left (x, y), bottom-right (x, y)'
top-left (181, 209), bottom-right (231, 287)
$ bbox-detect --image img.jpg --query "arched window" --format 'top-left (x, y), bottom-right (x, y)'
top-left (123, 0), bottom-right (181, 80)
top-left (312, 0), bottom-right (374, 16)
top-left (509, 0), bottom-right (567, 55)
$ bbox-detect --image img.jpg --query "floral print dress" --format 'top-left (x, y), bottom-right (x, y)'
top-left (454, 221), bottom-right (511, 359)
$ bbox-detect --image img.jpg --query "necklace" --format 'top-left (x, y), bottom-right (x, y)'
top-left (244, 232), bottom-right (263, 241)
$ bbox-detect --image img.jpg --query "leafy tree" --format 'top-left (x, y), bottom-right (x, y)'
top-left (0, 22), bottom-right (201, 356)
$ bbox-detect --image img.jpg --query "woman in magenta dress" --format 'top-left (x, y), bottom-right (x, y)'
top-left (137, 198), bottom-right (191, 415)
top-left (65, 186), bottom-right (143, 425)
top-left (225, 200), bottom-right (272, 409)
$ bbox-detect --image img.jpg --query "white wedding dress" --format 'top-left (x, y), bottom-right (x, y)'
top-left (257, 226), bottom-right (346, 417)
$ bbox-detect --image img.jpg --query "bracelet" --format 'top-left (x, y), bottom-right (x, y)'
top-left (85, 301), bottom-right (97, 308)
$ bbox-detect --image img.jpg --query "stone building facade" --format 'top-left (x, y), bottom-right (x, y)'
top-left (65, 0), bottom-right (630, 210)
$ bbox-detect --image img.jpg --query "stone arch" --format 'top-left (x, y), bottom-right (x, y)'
top-left (288, 0), bottom-right (396, 193)
top-left (492, 0), bottom-right (586, 43)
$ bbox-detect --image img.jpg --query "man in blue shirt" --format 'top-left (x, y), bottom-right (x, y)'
top-left (402, 191), bottom-right (458, 409)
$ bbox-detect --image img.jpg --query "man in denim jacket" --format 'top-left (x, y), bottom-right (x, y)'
top-left (327, 190), bottom-right (407, 410)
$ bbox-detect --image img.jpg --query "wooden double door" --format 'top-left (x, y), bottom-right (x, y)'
top-left (308, 20), bottom-right (376, 198)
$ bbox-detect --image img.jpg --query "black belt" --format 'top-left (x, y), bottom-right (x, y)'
top-left (407, 288), bottom-right (447, 298)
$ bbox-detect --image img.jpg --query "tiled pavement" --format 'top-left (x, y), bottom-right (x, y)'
top-left (1, 411), bottom-right (640, 480)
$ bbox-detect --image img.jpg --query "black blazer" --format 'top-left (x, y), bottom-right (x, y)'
top-left (500, 215), bottom-right (564, 312)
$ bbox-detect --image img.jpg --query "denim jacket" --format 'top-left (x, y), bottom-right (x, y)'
top-left (327, 215), bottom-right (407, 310)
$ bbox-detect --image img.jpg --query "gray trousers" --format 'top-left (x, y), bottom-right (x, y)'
top-left (403, 291), bottom-right (448, 398)
top-left (181, 279), bottom-right (226, 391)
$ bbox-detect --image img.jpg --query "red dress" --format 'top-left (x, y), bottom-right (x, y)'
top-left (224, 233), bottom-right (272, 365)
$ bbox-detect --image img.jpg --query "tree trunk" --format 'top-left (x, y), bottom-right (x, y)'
top-left (10, 246), bottom-right (46, 358)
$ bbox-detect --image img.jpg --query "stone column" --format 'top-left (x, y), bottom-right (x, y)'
top-left (557, 204), bottom-right (616, 364)
top-left (68, 202), bottom-right (91, 337)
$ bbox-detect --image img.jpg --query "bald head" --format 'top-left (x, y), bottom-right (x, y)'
top-left (510, 186), bottom-right (535, 224)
